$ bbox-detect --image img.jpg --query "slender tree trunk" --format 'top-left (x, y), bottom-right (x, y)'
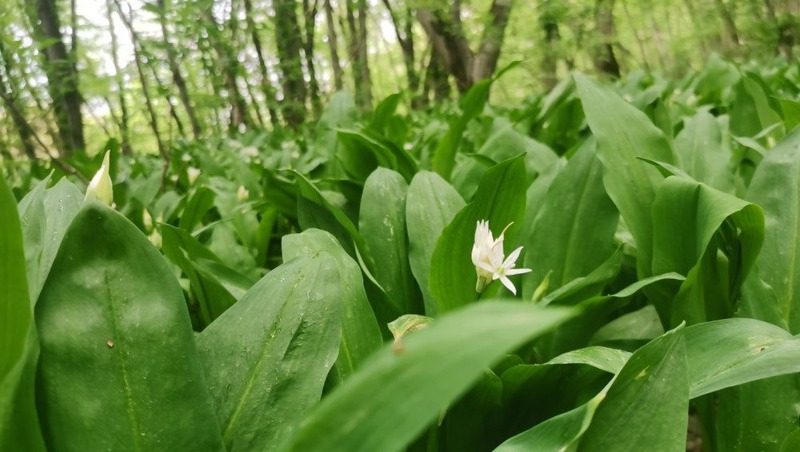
top-left (105, 0), bottom-right (132, 154)
top-left (302, 0), bottom-right (323, 117)
top-left (346, 0), bottom-right (372, 109)
top-left (203, 9), bottom-right (253, 131)
top-left (156, 0), bottom-right (202, 138)
top-left (324, 0), bottom-right (344, 91)
top-left (539, 0), bottom-right (561, 89)
top-left (0, 65), bottom-right (37, 159)
top-left (274, 0), bottom-right (308, 127)
top-left (27, 0), bottom-right (85, 156)
top-left (243, 0), bottom-right (280, 128)
top-left (592, 0), bottom-right (621, 78)
top-left (113, 0), bottom-right (167, 161)
top-left (382, 0), bottom-right (421, 104)
top-left (714, 0), bottom-right (742, 49)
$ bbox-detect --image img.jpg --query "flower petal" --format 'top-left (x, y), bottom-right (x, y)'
top-left (500, 275), bottom-right (517, 295)
top-left (506, 267), bottom-right (532, 276)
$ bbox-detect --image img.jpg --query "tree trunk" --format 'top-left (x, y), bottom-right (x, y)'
top-left (156, 0), bottom-right (202, 139)
top-left (346, 0), bottom-right (372, 109)
top-left (714, 0), bottom-right (741, 49)
top-left (105, 0), bottom-right (132, 154)
top-left (203, 9), bottom-right (253, 132)
top-left (382, 0), bottom-right (421, 105)
top-left (243, 0), bottom-right (281, 129)
top-left (302, 0), bottom-right (323, 116)
top-left (27, 0), bottom-right (85, 156)
top-left (417, 0), bottom-right (514, 92)
top-left (324, 0), bottom-right (344, 91)
top-left (274, 0), bottom-right (308, 127)
top-left (539, 0), bottom-right (561, 89)
top-left (0, 60), bottom-right (38, 159)
top-left (592, 0), bottom-right (621, 78)
top-left (113, 0), bottom-right (167, 161)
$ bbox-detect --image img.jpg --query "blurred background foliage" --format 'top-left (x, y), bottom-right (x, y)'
top-left (0, 0), bottom-right (797, 164)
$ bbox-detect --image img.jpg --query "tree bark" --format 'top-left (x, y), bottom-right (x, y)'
top-left (416, 0), bottom-right (514, 92)
top-left (592, 0), bottom-right (621, 78)
top-left (302, 0), bottom-right (323, 116)
top-left (274, 0), bottom-right (308, 127)
top-left (156, 0), bottom-right (202, 139)
top-left (714, 0), bottom-right (741, 49)
top-left (345, 0), bottom-right (372, 109)
top-left (324, 0), bottom-right (344, 91)
top-left (243, 0), bottom-right (281, 129)
top-left (105, 0), bottom-right (132, 154)
top-left (27, 0), bottom-right (85, 156)
top-left (0, 58), bottom-right (38, 159)
top-left (113, 0), bottom-right (167, 161)
top-left (382, 0), bottom-right (421, 105)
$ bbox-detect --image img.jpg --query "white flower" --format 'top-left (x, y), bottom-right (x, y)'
top-left (236, 185), bottom-right (249, 202)
top-left (471, 220), bottom-right (531, 295)
top-left (85, 151), bottom-right (113, 206)
top-left (187, 167), bottom-right (201, 185)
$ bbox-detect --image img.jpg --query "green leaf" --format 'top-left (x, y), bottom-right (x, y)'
top-left (36, 203), bottom-right (224, 451)
top-left (359, 168), bottom-right (422, 314)
top-left (406, 171), bottom-right (465, 316)
top-left (198, 253), bottom-right (343, 451)
top-left (499, 327), bottom-right (688, 452)
top-left (684, 318), bottom-right (800, 398)
top-left (574, 73), bottom-right (676, 276)
top-left (522, 139), bottom-right (619, 300)
top-left (429, 156), bottom-right (528, 313)
top-left (673, 110), bottom-right (735, 192)
top-left (746, 128), bottom-right (800, 332)
top-left (578, 326), bottom-right (688, 451)
top-left (282, 228), bottom-right (382, 382)
top-left (0, 173), bottom-right (44, 451)
top-left (160, 224), bottom-right (239, 328)
top-left (284, 301), bottom-right (575, 452)
top-left (651, 175), bottom-right (764, 326)
top-left (18, 177), bottom-right (83, 302)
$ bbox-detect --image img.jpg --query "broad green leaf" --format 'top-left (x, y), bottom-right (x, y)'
top-left (0, 174), bottom-right (44, 451)
top-left (591, 305), bottom-right (664, 344)
top-left (522, 139), bottom-right (619, 300)
top-left (36, 203), bottom-right (224, 451)
top-left (495, 391), bottom-right (603, 452)
top-left (746, 128), bottom-right (800, 332)
top-left (730, 73), bottom-right (783, 139)
top-left (651, 175), bottom-right (764, 326)
top-left (405, 171), bottom-right (465, 316)
top-left (684, 318), bottom-right (800, 398)
top-left (574, 74), bottom-right (675, 276)
top-left (429, 156), bottom-right (528, 313)
top-left (359, 168), bottom-right (422, 314)
top-left (285, 302), bottom-right (576, 452)
top-left (282, 228), bottom-right (382, 382)
top-left (498, 327), bottom-right (688, 452)
top-left (674, 110), bottom-right (735, 192)
top-left (451, 118), bottom-right (557, 199)
top-left (337, 130), bottom-right (417, 182)
top-left (578, 327), bottom-right (688, 451)
top-left (198, 254), bottom-right (342, 451)
top-left (18, 177), bottom-right (82, 302)
top-left (432, 78), bottom-right (493, 179)
top-left (547, 346), bottom-right (632, 375)
top-left (160, 224), bottom-right (240, 328)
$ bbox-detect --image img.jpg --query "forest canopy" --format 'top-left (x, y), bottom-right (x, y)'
top-left (0, 0), bottom-right (797, 161)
